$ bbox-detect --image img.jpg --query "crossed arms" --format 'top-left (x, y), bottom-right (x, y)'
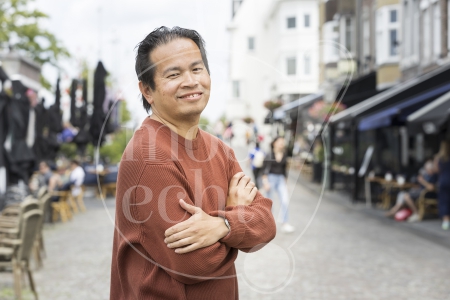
top-left (130, 161), bottom-right (276, 284)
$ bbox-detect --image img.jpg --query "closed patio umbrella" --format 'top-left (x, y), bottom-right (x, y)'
top-left (90, 61), bottom-right (108, 146)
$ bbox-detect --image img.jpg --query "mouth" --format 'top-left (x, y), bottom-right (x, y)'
top-left (178, 92), bottom-right (203, 101)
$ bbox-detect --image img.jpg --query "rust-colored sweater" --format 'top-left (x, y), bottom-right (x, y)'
top-left (110, 118), bottom-right (276, 300)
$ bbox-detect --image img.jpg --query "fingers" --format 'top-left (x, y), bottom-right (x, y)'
top-left (237, 175), bottom-right (251, 190)
top-left (229, 172), bottom-right (245, 188)
top-left (244, 181), bottom-right (255, 193)
top-left (248, 186), bottom-right (258, 201)
top-left (174, 243), bottom-right (201, 254)
top-left (164, 219), bottom-right (191, 237)
top-left (179, 199), bottom-right (198, 215)
top-left (166, 236), bottom-right (193, 249)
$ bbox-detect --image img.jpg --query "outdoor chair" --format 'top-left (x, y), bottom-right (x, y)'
top-left (101, 172), bottom-right (117, 198)
top-left (51, 191), bottom-right (73, 223)
top-left (417, 190), bottom-right (438, 220)
top-left (0, 198), bottom-right (40, 239)
top-left (0, 209), bottom-right (42, 300)
top-left (71, 185), bottom-right (86, 212)
top-left (33, 191), bottom-right (52, 269)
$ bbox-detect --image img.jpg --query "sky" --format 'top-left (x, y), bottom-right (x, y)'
top-left (33, 0), bottom-right (232, 125)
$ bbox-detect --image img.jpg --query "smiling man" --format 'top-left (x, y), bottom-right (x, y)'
top-left (110, 27), bottom-right (276, 300)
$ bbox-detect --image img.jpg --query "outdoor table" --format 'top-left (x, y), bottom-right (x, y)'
top-left (366, 177), bottom-right (418, 209)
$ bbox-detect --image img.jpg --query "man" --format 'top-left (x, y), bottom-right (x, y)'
top-left (385, 160), bottom-right (437, 221)
top-left (30, 161), bottom-right (60, 193)
top-left (68, 160), bottom-right (85, 197)
top-left (110, 27), bottom-right (276, 299)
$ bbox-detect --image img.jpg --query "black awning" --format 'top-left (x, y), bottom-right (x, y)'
top-left (407, 91), bottom-right (450, 134)
top-left (336, 71), bottom-right (378, 108)
top-left (331, 64), bottom-right (450, 123)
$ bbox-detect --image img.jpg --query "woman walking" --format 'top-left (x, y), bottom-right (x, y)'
top-left (262, 136), bottom-right (295, 233)
top-left (434, 140), bottom-right (450, 230)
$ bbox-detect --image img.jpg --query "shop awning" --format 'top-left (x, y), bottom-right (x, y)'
top-left (273, 93), bottom-right (323, 120)
top-left (330, 64), bottom-right (450, 124)
top-left (358, 82), bottom-right (450, 131)
top-left (336, 71), bottom-right (380, 108)
top-left (407, 90), bottom-right (450, 134)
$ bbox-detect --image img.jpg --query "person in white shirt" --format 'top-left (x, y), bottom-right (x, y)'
top-left (69, 160), bottom-right (85, 197)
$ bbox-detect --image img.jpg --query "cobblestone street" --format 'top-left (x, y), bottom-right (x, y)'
top-left (0, 146), bottom-right (449, 299)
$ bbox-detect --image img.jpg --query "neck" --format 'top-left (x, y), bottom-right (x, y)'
top-left (150, 113), bottom-right (200, 140)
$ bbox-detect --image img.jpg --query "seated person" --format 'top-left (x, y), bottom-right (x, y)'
top-left (52, 160), bottom-right (85, 201)
top-left (30, 161), bottom-right (62, 194)
top-left (386, 160), bottom-right (437, 222)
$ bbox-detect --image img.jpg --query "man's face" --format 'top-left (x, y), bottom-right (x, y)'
top-left (39, 162), bottom-right (48, 174)
top-left (142, 38), bottom-right (211, 121)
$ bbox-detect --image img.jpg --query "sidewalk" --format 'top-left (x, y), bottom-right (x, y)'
top-left (294, 172), bottom-right (450, 249)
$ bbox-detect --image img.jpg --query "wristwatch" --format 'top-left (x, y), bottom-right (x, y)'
top-left (221, 217), bottom-right (231, 233)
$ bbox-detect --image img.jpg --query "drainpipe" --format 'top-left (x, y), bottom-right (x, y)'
top-left (441, 0), bottom-right (448, 58)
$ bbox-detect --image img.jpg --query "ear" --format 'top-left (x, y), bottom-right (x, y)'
top-left (138, 81), bottom-right (153, 105)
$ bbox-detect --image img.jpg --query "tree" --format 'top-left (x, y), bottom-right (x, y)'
top-left (0, 0), bottom-right (70, 89)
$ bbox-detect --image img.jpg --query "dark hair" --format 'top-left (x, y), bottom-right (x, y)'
top-left (135, 26), bottom-right (210, 113)
top-left (270, 136), bottom-right (284, 151)
top-left (39, 160), bottom-right (49, 168)
top-left (71, 159), bottom-right (80, 166)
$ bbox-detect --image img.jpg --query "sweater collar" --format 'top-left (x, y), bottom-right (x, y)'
top-left (144, 117), bottom-right (200, 150)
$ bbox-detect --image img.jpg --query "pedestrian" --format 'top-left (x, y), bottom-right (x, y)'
top-left (262, 136), bottom-right (295, 233)
top-left (110, 26), bottom-right (276, 300)
top-left (248, 142), bottom-right (265, 189)
top-left (434, 140), bottom-right (450, 230)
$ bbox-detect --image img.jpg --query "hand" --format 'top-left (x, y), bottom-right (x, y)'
top-left (164, 199), bottom-right (229, 254)
top-left (226, 172), bottom-right (258, 207)
top-left (263, 182), bottom-right (271, 192)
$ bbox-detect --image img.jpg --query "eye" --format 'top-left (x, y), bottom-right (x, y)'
top-left (193, 68), bottom-right (203, 72)
top-left (167, 73), bottom-right (179, 78)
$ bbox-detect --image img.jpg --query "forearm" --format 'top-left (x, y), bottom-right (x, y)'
top-left (211, 193), bottom-right (276, 250)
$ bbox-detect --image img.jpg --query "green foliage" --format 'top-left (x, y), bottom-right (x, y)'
top-left (120, 101), bottom-right (131, 123)
top-left (59, 143), bottom-right (77, 159)
top-left (98, 129), bottom-right (133, 164)
top-left (0, 0), bottom-right (70, 92)
top-left (198, 115), bottom-right (210, 132)
top-left (0, 0), bottom-right (70, 66)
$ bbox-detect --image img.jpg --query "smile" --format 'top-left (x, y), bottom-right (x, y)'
top-left (179, 93), bottom-right (203, 100)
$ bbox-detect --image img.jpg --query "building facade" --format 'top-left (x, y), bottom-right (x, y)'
top-left (226, 0), bottom-right (320, 133)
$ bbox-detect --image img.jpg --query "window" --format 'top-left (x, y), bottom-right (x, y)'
top-left (304, 55), bottom-right (311, 75)
top-left (287, 17), bottom-right (296, 29)
top-left (304, 14), bottom-right (310, 28)
top-left (423, 8), bottom-right (431, 61)
top-left (363, 15), bottom-right (370, 63)
top-left (433, 3), bottom-right (441, 58)
top-left (403, 1), bottom-right (410, 57)
top-left (287, 57), bottom-right (296, 75)
top-left (390, 10), bottom-right (397, 22)
top-left (248, 37), bottom-right (255, 51)
top-left (376, 6), bottom-right (400, 64)
top-left (232, 80), bottom-right (240, 98)
top-left (390, 29), bottom-right (398, 56)
top-left (345, 18), bottom-right (352, 52)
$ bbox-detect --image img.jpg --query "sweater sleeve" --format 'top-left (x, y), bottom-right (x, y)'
top-left (132, 163), bottom-right (237, 285)
top-left (210, 149), bottom-right (276, 252)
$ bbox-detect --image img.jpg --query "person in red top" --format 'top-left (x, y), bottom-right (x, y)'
top-left (110, 26), bottom-right (277, 300)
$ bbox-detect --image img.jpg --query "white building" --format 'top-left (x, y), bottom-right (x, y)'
top-left (226, 0), bottom-right (320, 137)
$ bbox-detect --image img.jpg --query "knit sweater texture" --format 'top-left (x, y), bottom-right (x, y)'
top-left (110, 118), bottom-right (276, 300)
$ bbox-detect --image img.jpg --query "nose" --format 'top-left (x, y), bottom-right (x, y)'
top-left (181, 71), bottom-right (198, 88)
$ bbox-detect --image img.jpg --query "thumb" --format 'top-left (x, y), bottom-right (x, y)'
top-left (179, 199), bottom-right (198, 215)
